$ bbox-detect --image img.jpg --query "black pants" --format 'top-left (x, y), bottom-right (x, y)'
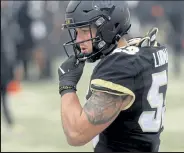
top-left (1, 86), bottom-right (13, 127)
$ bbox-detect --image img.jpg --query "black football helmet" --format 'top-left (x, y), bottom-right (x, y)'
top-left (62, 1), bottom-right (131, 62)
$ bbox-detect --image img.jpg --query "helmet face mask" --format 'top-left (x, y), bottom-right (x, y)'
top-left (62, 15), bottom-right (109, 62)
top-left (62, 1), bottom-right (131, 63)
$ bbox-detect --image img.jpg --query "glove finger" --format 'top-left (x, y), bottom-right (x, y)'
top-left (128, 37), bottom-right (142, 46)
top-left (146, 27), bottom-right (159, 46)
top-left (137, 36), bottom-right (150, 47)
top-left (138, 27), bottom-right (159, 47)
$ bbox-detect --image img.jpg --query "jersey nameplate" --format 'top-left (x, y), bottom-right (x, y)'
top-left (152, 48), bottom-right (168, 68)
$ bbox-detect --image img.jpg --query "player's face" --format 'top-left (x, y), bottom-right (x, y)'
top-left (76, 26), bottom-right (97, 54)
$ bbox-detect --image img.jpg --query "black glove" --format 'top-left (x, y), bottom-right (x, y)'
top-left (58, 55), bottom-right (85, 96)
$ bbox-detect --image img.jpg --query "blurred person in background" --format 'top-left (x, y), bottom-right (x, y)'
top-left (135, 1), bottom-right (184, 76)
top-left (57, 1), bottom-right (168, 152)
top-left (28, 1), bottom-right (50, 80)
top-left (1, 1), bottom-right (19, 129)
top-left (1, 32), bottom-right (14, 129)
top-left (15, 1), bottom-right (36, 81)
top-left (14, 1), bottom-right (50, 81)
top-left (126, 1), bottom-right (141, 37)
top-left (30, 1), bottom-right (64, 80)
top-left (20, 1), bottom-right (63, 81)
top-left (134, 1), bottom-right (165, 36)
top-left (162, 1), bottom-right (184, 76)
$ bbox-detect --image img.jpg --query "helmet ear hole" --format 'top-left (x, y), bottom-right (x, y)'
top-left (75, 43), bottom-right (80, 51)
top-left (114, 23), bottom-right (120, 29)
top-left (113, 23), bottom-right (120, 34)
top-left (68, 29), bottom-right (77, 41)
top-left (74, 30), bottom-right (78, 39)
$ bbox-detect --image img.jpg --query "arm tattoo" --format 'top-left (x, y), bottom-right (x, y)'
top-left (83, 91), bottom-right (128, 125)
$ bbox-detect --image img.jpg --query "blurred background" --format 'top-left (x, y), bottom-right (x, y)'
top-left (1, 1), bottom-right (184, 152)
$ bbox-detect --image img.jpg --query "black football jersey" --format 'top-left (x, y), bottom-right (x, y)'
top-left (86, 45), bottom-right (168, 152)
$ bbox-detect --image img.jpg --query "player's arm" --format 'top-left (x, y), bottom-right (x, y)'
top-left (61, 91), bottom-right (132, 146)
top-left (58, 55), bottom-right (136, 146)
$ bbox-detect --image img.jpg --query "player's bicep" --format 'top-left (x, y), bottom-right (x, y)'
top-left (90, 79), bottom-right (136, 110)
top-left (83, 91), bottom-right (132, 125)
top-left (75, 91), bottom-right (132, 145)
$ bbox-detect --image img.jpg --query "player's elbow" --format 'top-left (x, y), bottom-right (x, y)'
top-left (66, 131), bottom-right (88, 146)
top-left (67, 140), bottom-right (86, 146)
top-left (67, 138), bottom-right (86, 146)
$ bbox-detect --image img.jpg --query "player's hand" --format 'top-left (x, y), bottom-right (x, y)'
top-left (128, 27), bottom-right (160, 47)
top-left (58, 55), bottom-right (85, 96)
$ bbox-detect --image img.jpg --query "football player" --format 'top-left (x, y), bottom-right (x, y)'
top-left (58, 1), bottom-right (168, 152)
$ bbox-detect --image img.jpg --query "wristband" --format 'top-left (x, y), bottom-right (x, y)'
top-left (59, 85), bottom-right (76, 95)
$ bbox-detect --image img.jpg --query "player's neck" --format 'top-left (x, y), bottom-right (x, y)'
top-left (117, 38), bottom-right (129, 48)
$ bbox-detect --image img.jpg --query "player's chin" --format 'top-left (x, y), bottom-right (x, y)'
top-left (81, 49), bottom-right (91, 55)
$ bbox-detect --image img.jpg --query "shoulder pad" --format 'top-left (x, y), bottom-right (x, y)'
top-left (90, 49), bottom-right (137, 104)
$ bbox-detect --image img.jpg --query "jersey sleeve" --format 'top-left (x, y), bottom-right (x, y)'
top-left (90, 49), bottom-right (139, 110)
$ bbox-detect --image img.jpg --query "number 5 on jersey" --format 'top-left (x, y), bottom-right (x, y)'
top-left (139, 70), bottom-right (167, 132)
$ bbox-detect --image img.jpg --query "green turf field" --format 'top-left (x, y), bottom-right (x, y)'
top-left (1, 55), bottom-right (184, 152)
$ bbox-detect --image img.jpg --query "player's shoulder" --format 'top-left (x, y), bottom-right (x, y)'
top-left (95, 45), bottom-right (142, 74)
top-left (90, 46), bottom-right (138, 104)
top-left (140, 45), bottom-right (167, 54)
top-left (107, 45), bottom-right (141, 63)
top-left (138, 45), bottom-right (168, 65)
top-left (92, 46), bottom-right (140, 81)
top-left (93, 45), bottom-right (167, 79)
top-left (107, 45), bottom-right (141, 61)
top-left (112, 45), bottom-right (168, 63)
top-left (113, 44), bottom-right (167, 55)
